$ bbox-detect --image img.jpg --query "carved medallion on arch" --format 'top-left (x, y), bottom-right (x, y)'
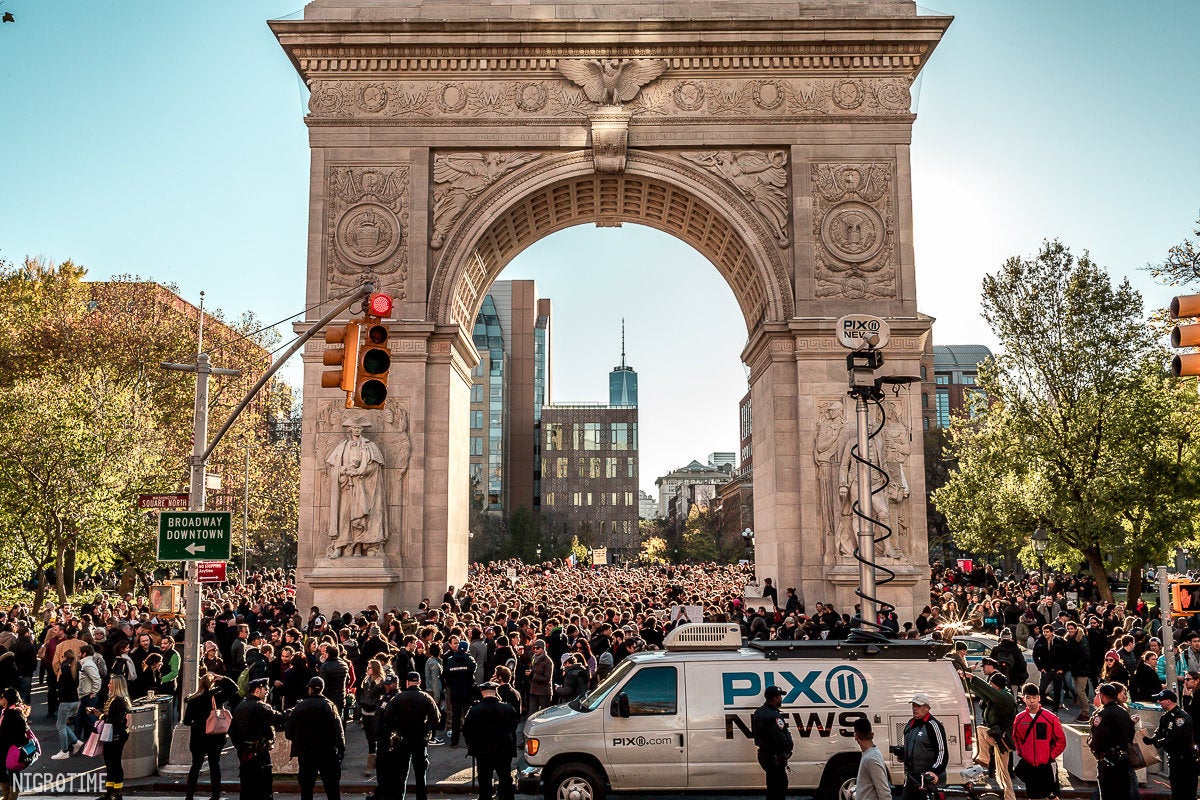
top-left (326, 165), bottom-right (410, 300)
top-left (428, 150), bottom-right (793, 335)
top-left (811, 161), bottom-right (897, 300)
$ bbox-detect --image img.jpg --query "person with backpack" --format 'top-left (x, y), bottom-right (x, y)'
top-left (182, 673), bottom-right (237, 800)
top-left (1012, 683), bottom-right (1065, 799)
top-left (960, 671), bottom-right (1016, 800)
top-left (1, 686), bottom-right (35, 800)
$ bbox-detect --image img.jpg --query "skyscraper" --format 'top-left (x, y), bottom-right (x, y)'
top-left (608, 319), bottom-right (638, 407)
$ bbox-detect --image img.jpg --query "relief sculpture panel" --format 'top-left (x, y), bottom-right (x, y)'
top-left (679, 150), bottom-right (789, 245)
top-left (815, 397), bottom-right (912, 564)
top-left (812, 162), bottom-right (897, 300)
top-left (326, 165), bottom-right (410, 299)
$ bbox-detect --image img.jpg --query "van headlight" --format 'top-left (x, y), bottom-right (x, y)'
top-left (525, 738), bottom-right (540, 757)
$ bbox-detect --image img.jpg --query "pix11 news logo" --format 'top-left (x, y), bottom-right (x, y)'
top-left (14, 771), bottom-right (106, 794)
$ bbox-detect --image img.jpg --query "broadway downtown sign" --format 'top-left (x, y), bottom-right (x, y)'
top-left (157, 512), bottom-right (232, 561)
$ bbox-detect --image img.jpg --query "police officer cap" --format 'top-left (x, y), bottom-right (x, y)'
top-left (405, 671), bottom-right (422, 683)
top-left (383, 674), bottom-right (398, 685)
top-left (1098, 683), bottom-right (1119, 699)
top-left (248, 677), bottom-right (270, 690)
top-left (980, 657), bottom-right (1000, 669)
top-left (307, 676), bottom-right (325, 691)
top-left (479, 681), bottom-right (499, 692)
top-left (764, 685), bottom-right (785, 699)
top-left (457, 640), bottom-right (469, 652)
top-left (1151, 689), bottom-right (1178, 702)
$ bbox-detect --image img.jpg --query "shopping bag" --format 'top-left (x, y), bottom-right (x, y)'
top-left (97, 721), bottom-right (113, 743)
top-left (82, 731), bottom-right (103, 758)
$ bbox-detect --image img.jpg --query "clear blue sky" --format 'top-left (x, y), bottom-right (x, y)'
top-left (2, 1), bottom-right (1197, 494)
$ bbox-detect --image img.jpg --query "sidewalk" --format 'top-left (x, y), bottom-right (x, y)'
top-left (19, 679), bottom-right (1175, 797)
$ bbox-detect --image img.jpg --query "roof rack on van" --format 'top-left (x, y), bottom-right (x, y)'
top-left (662, 622), bottom-right (743, 650)
top-left (746, 638), bottom-right (951, 661)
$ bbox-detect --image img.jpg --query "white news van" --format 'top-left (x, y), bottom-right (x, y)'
top-left (520, 623), bottom-right (973, 800)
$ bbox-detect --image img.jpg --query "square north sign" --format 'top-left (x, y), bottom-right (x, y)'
top-left (157, 511), bottom-right (232, 561)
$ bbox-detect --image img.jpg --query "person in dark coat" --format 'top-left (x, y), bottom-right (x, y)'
top-left (0, 687), bottom-right (32, 800)
top-left (317, 645), bottom-right (349, 715)
top-left (553, 656), bottom-right (588, 705)
top-left (752, 685), bottom-right (793, 800)
top-left (182, 672), bottom-right (237, 800)
top-left (1142, 689), bottom-right (1197, 800)
top-left (443, 641), bottom-right (477, 747)
top-left (286, 676), bottom-right (346, 800)
top-left (277, 645), bottom-right (313, 710)
top-left (462, 682), bottom-right (521, 800)
top-left (232, 678), bottom-right (287, 800)
top-left (1088, 683), bottom-right (1135, 800)
top-left (375, 671), bottom-right (440, 800)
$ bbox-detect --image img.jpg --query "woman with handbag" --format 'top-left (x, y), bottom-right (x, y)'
top-left (1, 687), bottom-right (32, 800)
top-left (182, 673), bottom-right (236, 800)
top-left (91, 674), bottom-right (131, 800)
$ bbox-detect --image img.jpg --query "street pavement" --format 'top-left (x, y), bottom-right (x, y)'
top-left (14, 676), bottom-right (1176, 798)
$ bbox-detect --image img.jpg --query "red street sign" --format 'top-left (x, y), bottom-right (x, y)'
top-left (196, 561), bottom-right (227, 583)
top-left (138, 493), bottom-right (189, 510)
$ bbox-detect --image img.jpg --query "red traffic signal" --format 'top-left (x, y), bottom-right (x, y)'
top-left (367, 292), bottom-right (393, 318)
top-left (1169, 295), bottom-right (1200, 377)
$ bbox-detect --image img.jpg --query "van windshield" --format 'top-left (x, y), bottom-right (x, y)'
top-left (578, 659), bottom-right (636, 711)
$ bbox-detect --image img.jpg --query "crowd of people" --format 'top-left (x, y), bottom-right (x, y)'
top-left (0, 558), bottom-right (1197, 800)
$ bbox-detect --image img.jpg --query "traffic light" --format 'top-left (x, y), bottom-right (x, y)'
top-left (1169, 294), bottom-right (1200, 377)
top-left (354, 293), bottom-right (393, 408)
top-left (321, 321), bottom-right (361, 405)
top-left (1169, 579), bottom-right (1200, 616)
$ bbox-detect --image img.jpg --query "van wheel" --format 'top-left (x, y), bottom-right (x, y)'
top-left (544, 763), bottom-right (606, 800)
top-left (820, 761), bottom-right (858, 800)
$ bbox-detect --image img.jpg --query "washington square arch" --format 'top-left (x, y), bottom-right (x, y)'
top-left (271, 0), bottom-right (951, 622)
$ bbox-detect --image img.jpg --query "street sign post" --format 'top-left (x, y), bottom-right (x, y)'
top-left (138, 493), bottom-right (190, 510)
top-left (196, 561), bottom-right (227, 583)
top-left (157, 512), bottom-right (232, 561)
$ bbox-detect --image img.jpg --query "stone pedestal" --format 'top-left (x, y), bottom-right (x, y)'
top-left (305, 557), bottom-right (409, 614)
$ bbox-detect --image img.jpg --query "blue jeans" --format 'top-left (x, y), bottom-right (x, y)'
top-left (56, 701), bottom-right (80, 752)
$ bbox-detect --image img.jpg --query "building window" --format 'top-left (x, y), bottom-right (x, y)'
top-left (576, 457), bottom-right (586, 478)
top-left (573, 492), bottom-right (582, 507)
top-left (923, 417), bottom-right (930, 431)
top-left (575, 423), bottom-right (601, 450)
top-left (470, 410), bottom-right (484, 429)
top-left (961, 375), bottom-right (977, 385)
top-left (586, 492), bottom-right (593, 506)
top-left (627, 458), bottom-right (636, 478)
top-left (935, 375), bottom-right (950, 385)
top-left (605, 457), bottom-right (618, 478)
top-left (920, 365), bottom-right (927, 380)
top-left (625, 492), bottom-right (634, 506)
top-left (921, 393), bottom-right (929, 409)
top-left (544, 423), bottom-right (562, 451)
top-left (936, 389), bottom-right (950, 428)
top-left (470, 437), bottom-right (484, 456)
top-left (469, 463), bottom-right (483, 484)
top-left (470, 384), bottom-right (484, 402)
top-left (610, 422), bottom-right (636, 450)
top-left (590, 458), bottom-right (602, 478)
top-left (544, 492), bottom-right (554, 506)
top-left (556, 458), bottom-right (568, 478)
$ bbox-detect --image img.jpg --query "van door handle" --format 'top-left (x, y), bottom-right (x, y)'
top-left (677, 733), bottom-right (684, 747)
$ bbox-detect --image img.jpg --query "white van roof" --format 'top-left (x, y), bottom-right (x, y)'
top-left (655, 622), bottom-right (951, 662)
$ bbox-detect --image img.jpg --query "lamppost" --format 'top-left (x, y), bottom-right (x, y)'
top-left (1032, 525), bottom-right (1049, 583)
top-left (741, 528), bottom-right (754, 557)
top-left (535, 544), bottom-right (542, 563)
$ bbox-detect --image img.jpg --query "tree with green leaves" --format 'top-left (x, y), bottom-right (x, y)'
top-left (933, 240), bottom-right (1200, 602)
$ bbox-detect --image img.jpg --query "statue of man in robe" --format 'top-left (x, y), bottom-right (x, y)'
top-left (326, 415), bottom-right (388, 558)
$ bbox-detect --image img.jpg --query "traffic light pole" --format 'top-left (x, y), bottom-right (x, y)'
top-left (159, 281), bottom-right (373, 772)
top-left (1159, 566), bottom-right (1177, 689)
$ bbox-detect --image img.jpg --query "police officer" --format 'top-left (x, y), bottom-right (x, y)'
top-left (1089, 682), bottom-right (1135, 800)
top-left (232, 677), bottom-right (287, 800)
top-left (462, 681), bottom-right (521, 800)
top-left (751, 685), bottom-right (792, 800)
top-left (897, 693), bottom-right (947, 800)
top-left (375, 671), bottom-right (440, 800)
top-left (443, 641), bottom-right (478, 747)
top-left (1142, 689), bottom-right (1197, 800)
top-left (286, 676), bottom-right (346, 800)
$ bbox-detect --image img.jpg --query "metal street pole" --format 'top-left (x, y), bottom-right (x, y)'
top-left (243, 439), bottom-right (250, 579)
top-left (853, 394), bottom-right (877, 627)
top-left (1159, 565), bottom-right (1177, 689)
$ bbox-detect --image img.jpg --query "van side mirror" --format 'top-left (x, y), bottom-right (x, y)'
top-left (610, 692), bottom-right (630, 718)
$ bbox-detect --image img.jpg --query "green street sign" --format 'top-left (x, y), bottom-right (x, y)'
top-left (158, 512), bottom-right (232, 561)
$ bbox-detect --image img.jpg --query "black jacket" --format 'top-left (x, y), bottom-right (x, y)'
top-left (902, 714), bottom-right (948, 784)
top-left (1088, 701), bottom-right (1135, 761)
top-left (462, 696), bottom-right (520, 758)
top-left (990, 640), bottom-right (1029, 685)
top-left (1143, 706), bottom-right (1195, 757)
top-left (231, 697), bottom-right (286, 752)
top-left (376, 686), bottom-right (440, 751)
top-left (555, 664), bottom-right (588, 703)
top-left (318, 657), bottom-right (348, 707)
top-left (751, 703), bottom-right (793, 756)
top-left (443, 651), bottom-right (477, 701)
top-left (183, 682), bottom-right (236, 755)
top-left (285, 693), bottom-right (345, 760)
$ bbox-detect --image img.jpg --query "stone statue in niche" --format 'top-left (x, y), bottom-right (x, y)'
top-left (835, 407), bottom-right (901, 560)
top-left (813, 400), bottom-right (845, 558)
top-left (319, 407), bottom-right (412, 559)
top-left (880, 398), bottom-right (912, 551)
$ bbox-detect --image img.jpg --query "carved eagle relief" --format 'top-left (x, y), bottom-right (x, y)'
top-left (558, 58), bottom-right (669, 106)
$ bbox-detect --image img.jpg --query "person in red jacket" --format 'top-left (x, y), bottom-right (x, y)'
top-left (1012, 683), bottom-right (1066, 799)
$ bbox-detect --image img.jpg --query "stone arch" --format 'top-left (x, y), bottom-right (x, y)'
top-left (429, 150), bottom-right (795, 333)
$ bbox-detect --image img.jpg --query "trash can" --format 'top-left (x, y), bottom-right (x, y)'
top-left (136, 695), bottom-right (176, 766)
top-left (121, 701), bottom-right (160, 779)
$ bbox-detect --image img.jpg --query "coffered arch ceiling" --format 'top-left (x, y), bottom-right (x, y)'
top-left (431, 151), bottom-right (794, 336)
